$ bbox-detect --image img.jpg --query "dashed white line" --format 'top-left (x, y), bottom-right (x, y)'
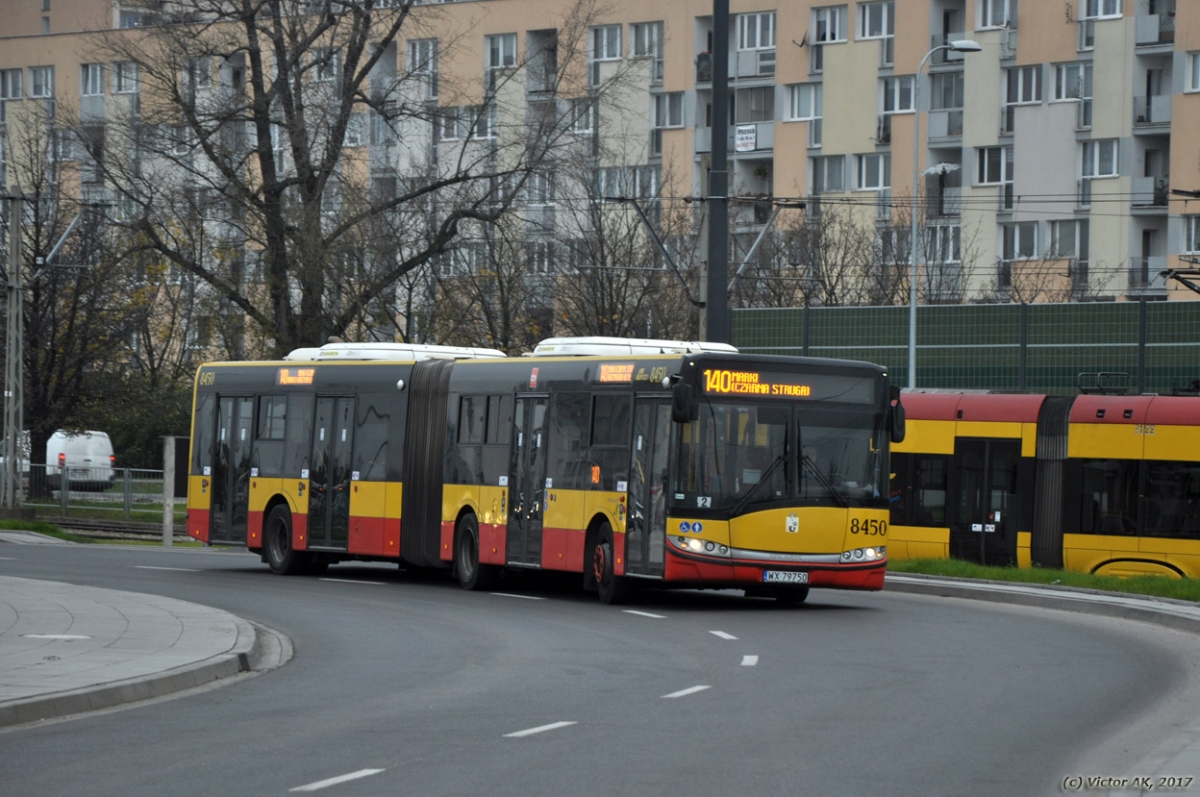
top-left (135, 565), bottom-right (201, 572)
top-left (318, 578), bottom-right (385, 585)
top-left (490, 592), bottom-right (547, 600)
top-left (741, 655), bottom-right (759, 667)
top-left (709, 630), bottom-right (737, 640)
top-left (662, 685), bottom-right (712, 699)
top-left (504, 721), bottom-right (577, 738)
top-left (623, 609), bottom-right (666, 619)
top-left (289, 768), bottom-right (385, 792)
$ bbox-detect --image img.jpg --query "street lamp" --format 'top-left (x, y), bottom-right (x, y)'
top-left (909, 39), bottom-right (981, 389)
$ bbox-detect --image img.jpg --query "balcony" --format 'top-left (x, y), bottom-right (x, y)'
top-left (1128, 256), bottom-right (1168, 295)
top-left (1069, 259), bottom-right (1090, 297)
top-left (1135, 11), bottom-right (1175, 47)
top-left (1134, 95), bottom-right (1171, 129)
top-left (694, 122), bottom-right (775, 154)
top-left (927, 186), bottom-right (962, 218)
top-left (929, 34), bottom-right (968, 67)
top-left (696, 52), bottom-right (712, 83)
top-left (875, 115), bottom-right (892, 145)
top-left (1131, 176), bottom-right (1168, 211)
top-left (927, 109), bottom-right (963, 140)
top-left (734, 49), bottom-right (775, 79)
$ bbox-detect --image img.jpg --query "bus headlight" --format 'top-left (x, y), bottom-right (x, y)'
top-left (670, 536), bottom-right (731, 558)
top-left (841, 546), bottom-right (886, 563)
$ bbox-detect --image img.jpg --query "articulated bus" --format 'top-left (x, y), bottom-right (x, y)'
top-left (186, 338), bottom-right (903, 603)
top-left (889, 390), bottom-right (1200, 577)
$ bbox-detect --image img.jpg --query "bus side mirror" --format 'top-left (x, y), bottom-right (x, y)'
top-left (890, 399), bottom-right (906, 444)
top-left (671, 383), bottom-right (697, 423)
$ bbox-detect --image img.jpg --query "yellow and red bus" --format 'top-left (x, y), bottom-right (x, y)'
top-left (889, 390), bottom-right (1200, 577)
top-left (187, 338), bottom-right (903, 603)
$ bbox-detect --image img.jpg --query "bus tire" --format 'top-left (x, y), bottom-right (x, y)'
top-left (265, 505), bottom-right (306, 576)
top-left (456, 513), bottom-right (497, 591)
top-left (593, 522), bottom-right (630, 605)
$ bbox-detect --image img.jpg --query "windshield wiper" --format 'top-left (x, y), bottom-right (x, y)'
top-left (801, 455), bottom-right (848, 508)
top-left (730, 451), bottom-right (787, 517)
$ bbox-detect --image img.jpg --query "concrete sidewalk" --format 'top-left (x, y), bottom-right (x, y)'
top-left (0, 574), bottom-right (261, 728)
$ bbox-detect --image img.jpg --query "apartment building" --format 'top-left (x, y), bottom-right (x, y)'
top-left (0, 0), bottom-right (1197, 341)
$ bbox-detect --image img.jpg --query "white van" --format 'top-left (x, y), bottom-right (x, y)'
top-left (46, 430), bottom-right (116, 491)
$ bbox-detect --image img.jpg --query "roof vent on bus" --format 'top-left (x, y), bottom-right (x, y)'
top-left (283, 342), bottom-right (507, 362)
top-left (528, 336), bottom-right (739, 357)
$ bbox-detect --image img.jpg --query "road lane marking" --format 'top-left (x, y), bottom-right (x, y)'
top-left (742, 655), bottom-right (759, 667)
top-left (135, 566), bottom-right (201, 572)
top-left (662, 685), bottom-right (711, 699)
top-left (490, 593), bottom-right (547, 600)
top-left (710, 630), bottom-right (737, 640)
top-left (23, 634), bottom-right (92, 640)
top-left (504, 721), bottom-right (577, 738)
top-left (318, 578), bottom-right (385, 585)
top-left (289, 769), bottom-right (385, 792)
top-left (623, 610), bottom-right (666, 619)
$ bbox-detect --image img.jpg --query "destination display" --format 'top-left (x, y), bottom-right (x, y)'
top-left (698, 368), bottom-right (876, 403)
top-left (277, 367), bottom-right (316, 386)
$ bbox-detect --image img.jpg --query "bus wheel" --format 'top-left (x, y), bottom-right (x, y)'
top-left (593, 522), bottom-right (630, 605)
top-left (456, 513), bottom-right (497, 591)
top-left (265, 505), bottom-right (305, 576)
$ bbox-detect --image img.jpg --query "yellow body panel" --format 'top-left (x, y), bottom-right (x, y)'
top-left (443, 483), bottom-right (480, 522)
top-left (1063, 533), bottom-right (1142, 574)
top-left (188, 474), bottom-right (211, 511)
top-left (351, 480), bottom-right (387, 517)
top-left (955, 420), bottom-right (1022, 440)
top-left (544, 487), bottom-right (585, 531)
top-left (478, 485), bottom-right (505, 526)
top-left (887, 525), bottom-right (949, 560)
top-left (1021, 425), bottom-right (1037, 458)
top-left (290, 478), bottom-right (309, 516)
top-left (1138, 537), bottom-right (1200, 578)
top-left (893, 419), bottom-right (956, 455)
top-left (250, 477), bottom-right (283, 514)
top-left (1143, 425), bottom-right (1200, 461)
top-left (729, 506), bottom-right (888, 554)
top-left (1017, 531), bottom-right (1031, 568)
top-left (582, 490), bottom-right (625, 533)
top-left (1093, 560), bottom-right (1183, 579)
top-left (1068, 424), bottom-right (1146, 459)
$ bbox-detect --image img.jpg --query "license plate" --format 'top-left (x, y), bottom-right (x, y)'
top-left (762, 571), bottom-right (809, 584)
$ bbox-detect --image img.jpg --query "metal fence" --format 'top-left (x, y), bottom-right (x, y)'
top-left (733, 301), bottom-right (1200, 395)
top-left (19, 464), bottom-right (184, 522)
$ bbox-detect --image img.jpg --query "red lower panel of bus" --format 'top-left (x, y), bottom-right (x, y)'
top-left (187, 508), bottom-right (210, 543)
top-left (479, 522), bottom-right (505, 565)
top-left (292, 514), bottom-right (308, 551)
top-left (248, 510), bottom-right (263, 548)
top-left (664, 548), bottom-right (886, 591)
top-left (541, 527), bottom-right (586, 572)
top-left (350, 516), bottom-right (385, 557)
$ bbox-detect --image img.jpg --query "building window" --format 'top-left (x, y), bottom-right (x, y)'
top-left (976, 146), bottom-right (1013, 185)
top-left (473, 104), bottom-right (498, 139)
top-left (882, 76), bottom-right (914, 113)
top-left (1054, 62), bottom-right (1093, 127)
top-left (343, 113), bottom-right (365, 147)
top-left (527, 240), bottom-right (556, 274)
top-left (570, 98), bottom-right (595, 133)
top-left (788, 83), bottom-right (822, 147)
top-left (1186, 217), bottom-right (1200, 255)
top-left (1003, 222), bottom-right (1039, 260)
top-left (979, 0), bottom-right (1017, 28)
top-left (591, 26), bottom-right (621, 61)
top-left (0, 69), bottom-right (21, 100)
top-left (1082, 139), bottom-right (1118, 178)
top-left (119, 10), bottom-right (147, 28)
top-left (1005, 66), bottom-right (1042, 105)
top-left (527, 170), bottom-right (555, 205)
top-left (857, 153), bottom-right (890, 190)
top-left (811, 155), bottom-right (844, 193)
top-left (1082, 0), bottom-right (1121, 19)
top-left (857, 2), bottom-right (894, 39)
top-left (487, 33), bottom-right (518, 70)
top-left (652, 92), bottom-right (683, 128)
top-left (813, 6), bottom-right (848, 43)
top-left (29, 66), bottom-right (54, 98)
top-left (927, 224), bottom-right (961, 263)
top-left (81, 64), bottom-right (104, 96)
top-left (408, 39), bottom-right (438, 100)
top-left (1189, 53), bottom-right (1200, 92)
top-left (312, 48), bottom-right (339, 82)
top-left (737, 12), bottom-right (776, 50)
top-left (1051, 219), bottom-right (1089, 259)
top-left (734, 86), bottom-right (774, 123)
top-left (113, 62), bottom-right (138, 94)
top-left (631, 21), bottom-right (664, 81)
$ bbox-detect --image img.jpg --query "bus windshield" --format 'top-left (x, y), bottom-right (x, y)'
top-left (672, 401), bottom-right (885, 513)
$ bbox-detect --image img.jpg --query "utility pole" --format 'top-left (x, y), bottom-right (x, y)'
top-left (3, 189), bottom-right (23, 511)
top-left (703, 0), bottom-right (731, 344)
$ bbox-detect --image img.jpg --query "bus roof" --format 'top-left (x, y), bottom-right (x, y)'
top-left (528, 337), bottom-right (738, 357)
top-left (284, 342), bottom-right (507, 361)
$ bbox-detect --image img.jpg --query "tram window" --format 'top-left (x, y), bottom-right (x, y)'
top-left (591, 395), bottom-right (632, 447)
top-left (257, 395), bottom-right (287, 439)
top-left (913, 455), bottom-right (948, 526)
top-left (1077, 459), bottom-right (1138, 536)
top-left (353, 394), bottom-right (390, 480)
top-left (549, 393), bottom-right (590, 489)
top-left (458, 396), bottom-right (485, 445)
top-left (284, 394), bottom-right (313, 474)
top-left (1144, 461), bottom-right (1200, 539)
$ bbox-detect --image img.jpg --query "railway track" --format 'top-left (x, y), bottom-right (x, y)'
top-left (46, 517), bottom-right (188, 541)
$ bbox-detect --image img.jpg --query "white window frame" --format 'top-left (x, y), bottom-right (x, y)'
top-left (1189, 53), bottom-right (1200, 93)
top-left (856, 153), bottom-right (890, 190)
top-left (1185, 216), bottom-right (1200, 255)
top-left (734, 86), bottom-right (774, 124)
top-left (813, 6), bottom-right (848, 44)
top-left (1003, 222), bottom-right (1039, 260)
top-left (473, 104), bottom-right (498, 140)
top-left (1054, 62), bottom-right (1092, 101)
top-left (1051, 219), bottom-right (1089, 259)
top-left (979, 0), bottom-right (1016, 29)
top-left (788, 83), bottom-right (822, 121)
top-left (487, 33), bottom-right (518, 70)
top-left (1005, 66), bottom-right (1042, 105)
top-left (29, 66), bottom-right (54, 98)
top-left (737, 12), bottom-right (776, 51)
top-left (882, 76), bottom-right (914, 113)
top-left (528, 240), bottom-right (555, 274)
top-left (0, 69), bottom-right (21, 100)
top-left (652, 92), bottom-right (683, 128)
top-left (591, 26), bottom-right (621, 61)
top-left (976, 146), bottom-right (1014, 185)
top-left (1082, 139), bottom-right (1118, 178)
top-left (811, 155), bottom-right (844, 193)
top-left (631, 21), bottom-right (663, 57)
top-left (439, 108), bottom-right (463, 142)
top-left (527, 170), bottom-right (555, 206)
top-left (408, 39), bottom-right (438, 99)
top-left (343, 113), bottom-right (365, 147)
top-left (113, 61), bottom-right (138, 94)
top-left (857, 2), bottom-right (894, 40)
top-left (570, 98), bottom-right (595, 133)
top-left (81, 64), bottom-right (104, 97)
top-left (927, 224), bottom-right (962, 263)
top-left (1082, 0), bottom-right (1121, 20)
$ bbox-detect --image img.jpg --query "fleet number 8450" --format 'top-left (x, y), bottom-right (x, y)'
top-left (850, 518), bottom-right (887, 536)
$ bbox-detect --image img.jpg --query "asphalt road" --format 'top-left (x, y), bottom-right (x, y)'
top-left (3, 543), bottom-right (1199, 797)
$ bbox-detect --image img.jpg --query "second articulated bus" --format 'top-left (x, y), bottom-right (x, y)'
top-left (186, 338), bottom-right (904, 603)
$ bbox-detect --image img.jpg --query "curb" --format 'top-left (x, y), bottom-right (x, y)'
top-left (0, 617), bottom-right (260, 729)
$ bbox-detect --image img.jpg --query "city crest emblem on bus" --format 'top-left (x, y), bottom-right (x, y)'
top-left (786, 514), bottom-right (800, 534)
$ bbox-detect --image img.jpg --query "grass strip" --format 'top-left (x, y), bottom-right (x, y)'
top-left (0, 518), bottom-right (199, 547)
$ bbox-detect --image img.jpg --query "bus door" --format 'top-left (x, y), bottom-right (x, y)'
top-left (308, 396), bottom-right (355, 550)
top-left (507, 396), bottom-right (549, 566)
top-left (210, 396), bottom-right (254, 544)
top-left (625, 399), bottom-right (671, 577)
top-left (949, 438), bottom-right (1020, 565)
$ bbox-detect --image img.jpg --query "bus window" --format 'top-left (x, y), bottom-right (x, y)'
top-left (353, 394), bottom-right (391, 481)
top-left (192, 393), bottom-right (215, 475)
top-left (590, 395), bottom-right (632, 490)
top-left (284, 394), bottom-right (313, 475)
top-left (255, 395), bottom-right (287, 476)
top-left (549, 393), bottom-right (590, 489)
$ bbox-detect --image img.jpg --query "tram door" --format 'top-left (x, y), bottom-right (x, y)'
top-left (210, 396), bottom-right (254, 544)
top-left (308, 397), bottom-right (355, 549)
top-left (625, 399), bottom-right (671, 577)
top-left (507, 396), bottom-right (549, 566)
top-left (948, 438), bottom-right (1020, 565)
